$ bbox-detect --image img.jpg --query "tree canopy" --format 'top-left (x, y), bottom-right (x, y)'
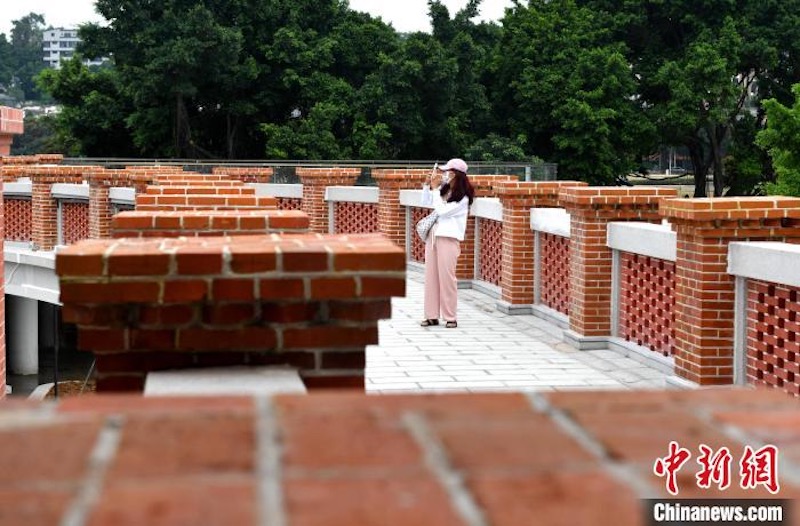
top-left (28, 0), bottom-right (800, 194)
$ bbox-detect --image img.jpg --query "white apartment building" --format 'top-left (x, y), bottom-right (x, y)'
top-left (42, 28), bottom-right (107, 69)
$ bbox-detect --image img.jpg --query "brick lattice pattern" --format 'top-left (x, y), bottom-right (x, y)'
top-left (619, 253), bottom-right (676, 357)
top-left (3, 198), bottom-right (32, 242)
top-left (540, 233), bottom-right (570, 315)
top-left (278, 198), bottom-right (302, 211)
top-left (410, 207), bottom-right (429, 263)
top-left (61, 201), bottom-right (90, 245)
top-left (478, 218), bottom-right (502, 286)
top-left (748, 280), bottom-right (800, 396)
top-left (333, 202), bottom-right (379, 234)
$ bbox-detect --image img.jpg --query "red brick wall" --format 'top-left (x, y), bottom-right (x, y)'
top-left (333, 202), bottom-right (379, 234)
top-left (112, 210), bottom-right (309, 238)
top-left (3, 198), bottom-right (32, 242)
top-left (561, 187), bottom-right (679, 338)
top-left (662, 197), bottom-right (800, 385)
top-left (477, 218), bottom-right (502, 286)
top-left (619, 253), bottom-right (676, 357)
top-left (56, 234), bottom-right (405, 392)
top-left (494, 181), bottom-right (587, 308)
top-left (278, 197), bottom-right (302, 211)
top-left (212, 166), bottom-right (274, 183)
top-left (747, 280), bottom-right (800, 396)
top-left (373, 169), bottom-right (428, 252)
top-left (61, 201), bottom-right (90, 245)
top-left (540, 233), bottom-right (570, 315)
top-left (297, 168), bottom-right (360, 233)
top-left (0, 389), bottom-right (795, 523)
top-left (409, 207), bottom-right (428, 264)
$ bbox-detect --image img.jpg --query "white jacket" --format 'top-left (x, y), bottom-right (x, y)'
top-left (421, 185), bottom-right (469, 241)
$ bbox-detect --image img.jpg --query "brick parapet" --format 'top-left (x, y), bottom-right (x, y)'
top-left (561, 187), bottom-right (679, 338)
top-left (297, 168), bottom-right (360, 233)
top-left (212, 166), bottom-right (274, 183)
top-left (112, 210), bottom-right (310, 238)
top-left (55, 233), bottom-right (405, 392)
top-left (659, 197), bottom-right (800, 385)
top-left (495, 181), bottom-right (586, 306)
top-left (0, 388), bottom-right (795, 523)
top-left (468, 174), bottom-right (517, 198)
top-left (373, 169), bottom-right (429, 251)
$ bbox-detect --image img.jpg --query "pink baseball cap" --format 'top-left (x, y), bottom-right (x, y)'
top-left (439, 158), bottom-right (468, 173)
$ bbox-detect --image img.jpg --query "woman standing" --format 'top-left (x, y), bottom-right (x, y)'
top-left (420, 158), bottom-right (475, 328)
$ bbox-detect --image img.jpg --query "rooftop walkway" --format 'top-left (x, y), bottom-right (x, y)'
top-left (367, 273), bottom-right (670, 394)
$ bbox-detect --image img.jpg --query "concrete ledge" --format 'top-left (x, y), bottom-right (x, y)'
top-left (472, 198), bottom-right (503, 222)
top-left (144, 367), bottom-right (307, 397)
top-left (606, 337), bottom-right (675, 375)
top-left (665, 375), bottom-right (701, 390)
top-left (109, 187), bottom-right (136, 206)
top-left (249, 183), bottom-right (303, 199)
top-left (563, 330), bottom-right (608, 351)
top-left (728, 241), bottom-right (800, 288)
top-left (531, 305), bottom-right (570, 329)
top-left (497, 300), bottom-right (533, 316)
top-left (531, 208), bottom-right (570, 238)
top-left (607, 221), bottom-right (676, 262)
top-left (52, 183), bottom-right (89, 200)
top-left (325, 186), bottom-right (379, 204)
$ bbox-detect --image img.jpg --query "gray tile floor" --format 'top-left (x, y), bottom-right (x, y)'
top-left (366, 273), bottom-right (671, 394)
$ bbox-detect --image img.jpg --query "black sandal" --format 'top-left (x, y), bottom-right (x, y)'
top-left (445, 321), bottom-right (458, 328)
top-left (420, 319), bottom-right (439, 327)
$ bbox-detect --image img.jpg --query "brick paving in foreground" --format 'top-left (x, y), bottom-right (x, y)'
top-left (367, 273), bottom-right (670, 394)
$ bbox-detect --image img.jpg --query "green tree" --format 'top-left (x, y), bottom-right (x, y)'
top-left (494, 0), bottom-right (652, 184)
top-left (9, 13), bottom-right (46, 100)
top-left (757, 83), bottom-right (800, 196)
top-left (37, 58), bottom-right (137, 156)
top-left (581, 0), bottom-right (800, 195)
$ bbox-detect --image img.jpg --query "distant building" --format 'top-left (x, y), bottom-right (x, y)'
top-left (42, 28), bottom-right (108, 69)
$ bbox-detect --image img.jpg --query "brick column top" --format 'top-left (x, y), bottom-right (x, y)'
top-left (0, 153), bottom-right (63, 165)
top-left (57, 234), bottom-right (404, 284)
top-left (494, 181), bottom-right (588, 206)
top-left (372, 169), bottom-right (428, 185)
top-left (296, 167), bottom-right (361, 181)
top-left (23, 165), bottom-right (99, 183)
top-left (467, 175), bottom-right (517, 197)
top-left (560, 186), bottom-right (679, 208)
top-left (661, 197), bottom-right (800, 223)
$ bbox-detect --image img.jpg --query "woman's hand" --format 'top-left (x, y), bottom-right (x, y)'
top-left (430, 171), bottom-right (443, 188)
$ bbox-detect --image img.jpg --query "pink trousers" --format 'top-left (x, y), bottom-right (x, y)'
top-left (424, 229), bottom-right (461, 322)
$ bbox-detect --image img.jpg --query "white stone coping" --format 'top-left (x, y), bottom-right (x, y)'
top-left (144, 366), bottom-right (307, 396)
top-left (399, 189), bottom-right (497, 218)
top-left (248, 183), bottom-right (303, 199)
top-left (728, 242), bottom-right (800, 288)
top-left (3, 182), bottom-right (32, 197)
top-left (109, 187), bottom-right (136, 205)
top-left (52, 182), bottom-right (89, 201)
top-left (3, 246), bottom-right (59, 304)
top-left (607, 221), bottom-right (676, 262)
top-left (325, 186), bottom-right (379, 204)
top-left (530, 208), bottom-right (570, 238)
top-left (472, 197), bottom-right (503, 222)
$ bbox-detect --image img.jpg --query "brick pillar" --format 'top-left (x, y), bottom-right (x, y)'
top-left (560, 187), bottom-right (679, 348)
top-left (28, 166), bottom-right (88, 249)
top-left (455, 175), bottom-right (518, 282)
top-left (0, 106), bottom-right (24, 156)
top-left (212, 166), bottom-right (274, 183)
top-left (1, 177), bottom-right (5, 398)
top-left (56, 234), bottom-right (405, 392)
top-left (494, 181), bottom-right (587, 314)
top-left (88, 169), bottom-right (113, 239)
top-left (297, 168), bottom-right (360, 233)
top-left (373, 169), bottom-right (428, 253)
top-left (661, 197), bottom-right (800, 386)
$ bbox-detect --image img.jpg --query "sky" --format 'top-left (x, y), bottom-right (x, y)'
top-left (0, 0), bottom-right (514, 37)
